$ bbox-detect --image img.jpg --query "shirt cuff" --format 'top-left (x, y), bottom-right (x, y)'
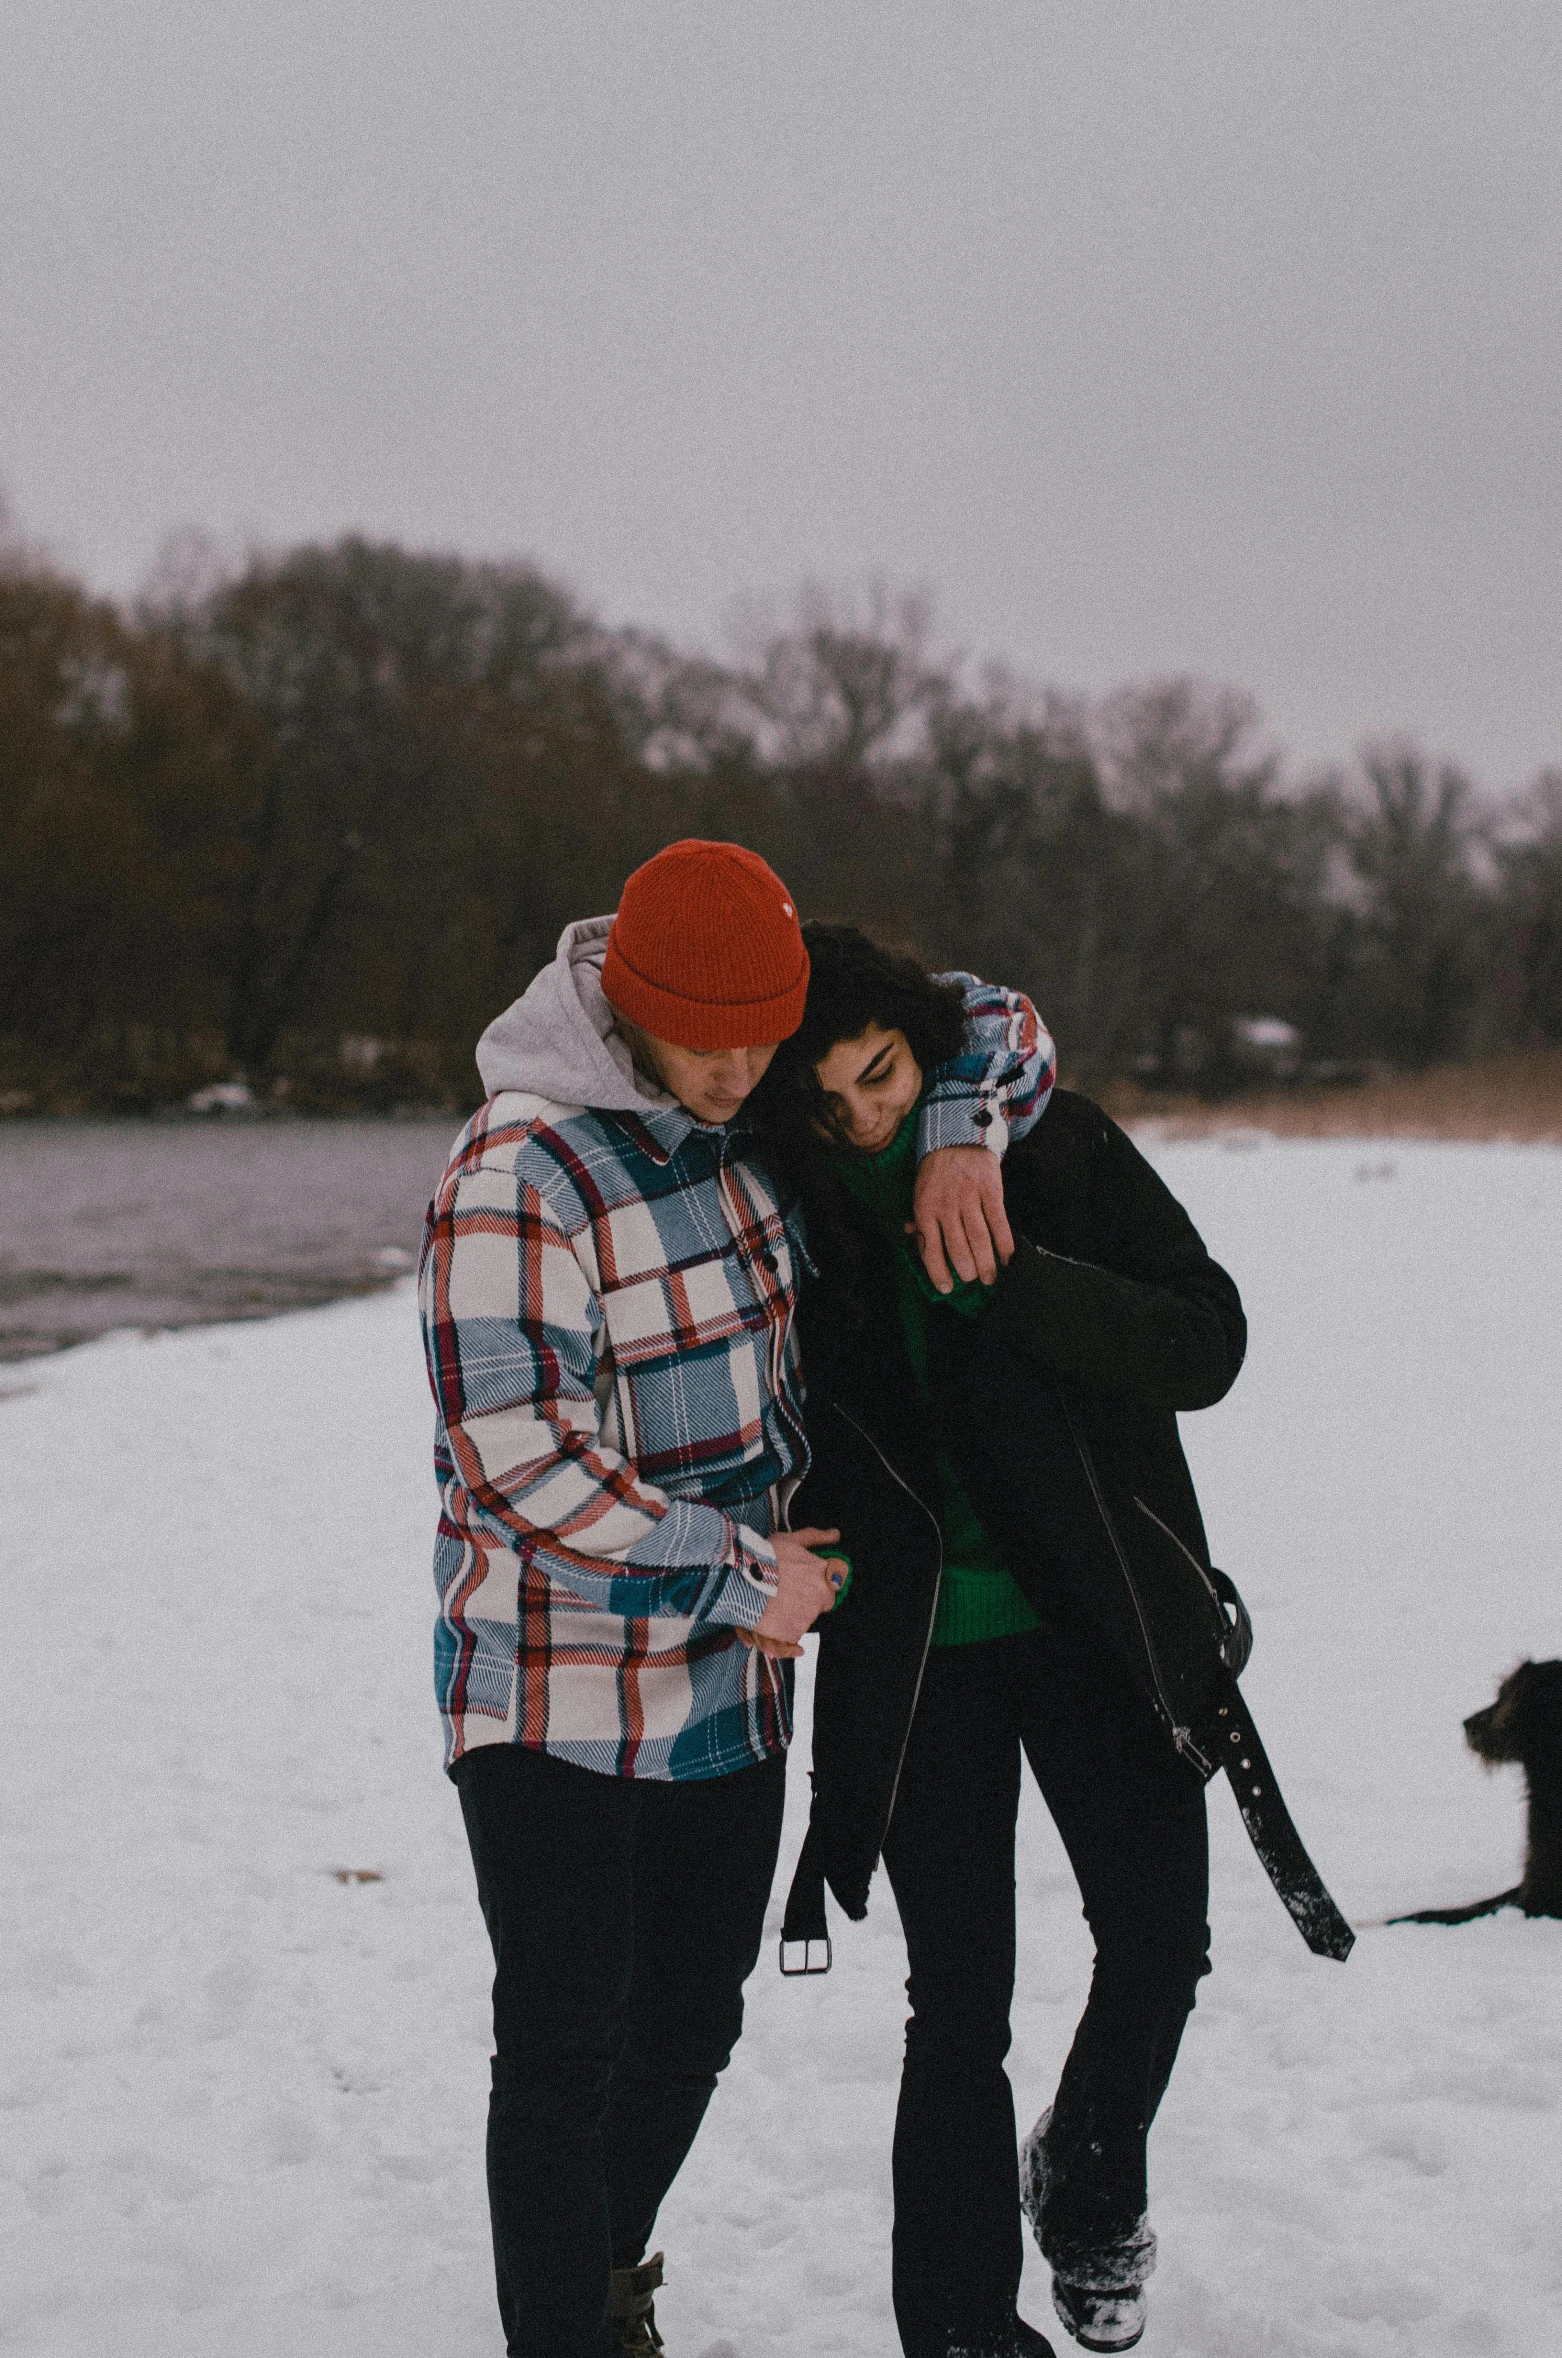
top-left (701, 1521), bottom-right (779, 1631)
top-left (916, 1091), bottom-right (1009, 1158)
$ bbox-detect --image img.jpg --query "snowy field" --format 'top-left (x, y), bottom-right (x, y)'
top-left (2, 1135), bottom-right (1560, 2357)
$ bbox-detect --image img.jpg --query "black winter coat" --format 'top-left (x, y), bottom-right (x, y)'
top-left (784, 1089), bottom-right (1353, 1963)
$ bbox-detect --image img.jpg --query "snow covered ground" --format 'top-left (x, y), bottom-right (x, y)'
top-left (2, 1135), bottom-right (1559, 2357)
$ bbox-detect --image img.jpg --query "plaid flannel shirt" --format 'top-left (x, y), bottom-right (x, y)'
top-left (419, 973), bottom-right (1054, 1780)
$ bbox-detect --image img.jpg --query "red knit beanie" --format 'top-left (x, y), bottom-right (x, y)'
top-left (601, 840), bottom-right (809, 1049)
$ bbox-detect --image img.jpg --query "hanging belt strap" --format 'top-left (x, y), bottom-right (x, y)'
top-left (779, 1822), bottom-right (832, 1975)
top-left (1199, 1677), bottom-right (1354, 1961)
top-left (777, 1688), bottom-right (1353, 1972)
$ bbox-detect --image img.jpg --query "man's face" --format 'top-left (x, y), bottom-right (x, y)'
top-left (615, 1015), bottom-right (779, 1125)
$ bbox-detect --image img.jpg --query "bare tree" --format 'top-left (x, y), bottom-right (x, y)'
top-left (729, 581), bottom-right (948, 771)
top-left (1341, 741), bottom-right (1486, 1065)
top-left (1491, 769), bottom-right (1562, 1044)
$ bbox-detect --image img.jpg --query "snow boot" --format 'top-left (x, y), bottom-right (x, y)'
top-left (610, 2251), bottom-right (666, 2352)
top-left (1049, 2280), bottom-right (1145, 2354)
top-left (1020, 2112), bottom-right (1148, 2353)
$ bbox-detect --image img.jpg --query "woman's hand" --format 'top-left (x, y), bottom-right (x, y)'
top-left (739, 1528), bottom-right (847, 1659)
top-left (909, 1145), bottom-right (1015, 1292)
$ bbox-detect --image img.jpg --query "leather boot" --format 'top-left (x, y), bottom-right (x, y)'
top-left (610, 2251), bottom-right (666, 2352)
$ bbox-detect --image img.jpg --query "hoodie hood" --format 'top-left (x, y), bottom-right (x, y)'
top-left (474, 916), bottom-right (680, 1116)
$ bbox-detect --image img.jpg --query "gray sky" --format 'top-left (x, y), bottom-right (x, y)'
top-left (4, 0), bottom-right (1560, 789)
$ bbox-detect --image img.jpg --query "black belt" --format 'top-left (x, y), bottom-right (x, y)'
top-left (782, 1678), bottom-right (1353, 1971)
top-left (780, 1823), bottom-right (832, 1974)
top-left (1192, 1672), bottom-right (1355, 1961)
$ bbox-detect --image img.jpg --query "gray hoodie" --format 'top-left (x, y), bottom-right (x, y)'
top-left (475, 916), bottom-right (681, 1117)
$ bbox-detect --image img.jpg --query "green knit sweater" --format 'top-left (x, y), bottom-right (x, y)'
top-left (828, 1111), bottom-right (1039, 1648)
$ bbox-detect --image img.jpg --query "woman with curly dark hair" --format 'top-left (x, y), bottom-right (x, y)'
top-left (748, 923), bottom-right (1253, 2358)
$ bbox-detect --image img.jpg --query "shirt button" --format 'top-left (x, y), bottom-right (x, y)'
top-left (973, 1108), bottom-right (993, 1129)
top-left (761, 1250), bottom-right (779, 1272)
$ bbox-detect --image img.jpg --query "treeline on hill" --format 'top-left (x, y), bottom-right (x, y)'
top-left (2, 535), bottom-right (1560, 1113)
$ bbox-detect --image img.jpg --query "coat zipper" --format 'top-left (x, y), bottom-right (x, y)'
top-left (1132, 1494), bottom-right (1225, 1614)
top-left (1133, 1493), bottom-right (1248, 1687)
top-left (831, 1401), bottom-right (945, 1842)
top-left (1060, 1397), bottom-right (1214, 1777)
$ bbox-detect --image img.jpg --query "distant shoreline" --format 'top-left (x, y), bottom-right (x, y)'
top-left (0, 1113), bottom-right (456, 1364)
top-left (5, 1097), bottom-right (1559, 1373)
top-left (0, 1104), bottom-right (469, 1126)
top-left (1099, 1048), bottom-right (1562, 1143)
top-left (7, 1050), bottom-right (1562, 1142)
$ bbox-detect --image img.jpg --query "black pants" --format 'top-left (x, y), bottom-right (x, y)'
top-left (453, 1741), bottom-right (787, 2358)
top-left (880, 1626), bottom-right (1211, 2358)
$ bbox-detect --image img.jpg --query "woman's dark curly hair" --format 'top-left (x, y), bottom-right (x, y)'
top-left (748, 923), bottom-right (965, 1225)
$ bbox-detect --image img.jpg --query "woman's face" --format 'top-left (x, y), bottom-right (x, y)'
top-left (811, 1024), bottom-right (924, 1154)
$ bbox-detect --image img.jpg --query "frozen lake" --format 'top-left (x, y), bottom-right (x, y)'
top-left (0, 1117), bottom-right (459, 1362)
top-left (1, 1133), bottom-right (1559, 2355)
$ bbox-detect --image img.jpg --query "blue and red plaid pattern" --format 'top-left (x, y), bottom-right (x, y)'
top-left (419, 975), bottom-right (1054, 1780)
top-left (919, 971), bottom-right (1054, 1153)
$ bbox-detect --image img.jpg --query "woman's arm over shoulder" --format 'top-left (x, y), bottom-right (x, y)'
top-left (987, 1094), bottom-right (1247, 1411)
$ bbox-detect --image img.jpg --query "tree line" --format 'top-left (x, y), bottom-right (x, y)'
top-left (2, 533), bottom-right (1559, 1112)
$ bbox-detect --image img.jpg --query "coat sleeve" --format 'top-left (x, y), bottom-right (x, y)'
top-left (982, 1113), bottom-right (1246, 1411)
top-left (419, 1160), bottom-right (779, 1628)
top-left (916, 975), bottom-right (1056, 1156)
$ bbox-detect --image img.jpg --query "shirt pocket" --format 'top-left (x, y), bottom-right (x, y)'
top-left (600, 1248), bottom-right (784, 1485)
top-left (598, 1250), bottom-right (759, 1368)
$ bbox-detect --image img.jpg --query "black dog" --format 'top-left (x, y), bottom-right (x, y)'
top-left (1393, 1660), bottom-right (1562, 1924)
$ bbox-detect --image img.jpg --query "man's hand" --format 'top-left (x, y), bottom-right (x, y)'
top-left (910, 1144), bottom-right (1015, 1294)
top-left (739, 1527), bottom-right (846, 1660)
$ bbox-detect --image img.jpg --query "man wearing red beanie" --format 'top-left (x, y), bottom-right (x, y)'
top-left (420, 841), bottom-right (1054, 2357)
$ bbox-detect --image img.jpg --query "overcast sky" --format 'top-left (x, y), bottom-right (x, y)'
top-left (3, 0), bottom-right (1559, 789)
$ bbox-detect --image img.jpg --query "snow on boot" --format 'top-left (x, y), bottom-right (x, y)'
top-left (1050, 2279), bottom-right (1145, 2355)
top-left (1020, 2111), bottom-right (1149, 2352)
top-left (1018, 2107), bottom-right (1053, 2243)
top-left (610, 2251), bottom-right (666, 2352)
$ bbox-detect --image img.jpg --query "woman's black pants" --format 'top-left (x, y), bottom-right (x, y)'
top-left (452, 1741), bottom-right (787, 2358)
top-left (879, 1625), bottom-right (1211, 2358)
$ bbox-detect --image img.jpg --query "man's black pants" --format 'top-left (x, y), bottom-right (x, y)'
top-left (880, 1626), bottom-right (1211, 2358)
top-left (453, 1741), bottom-right (787, 2358)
